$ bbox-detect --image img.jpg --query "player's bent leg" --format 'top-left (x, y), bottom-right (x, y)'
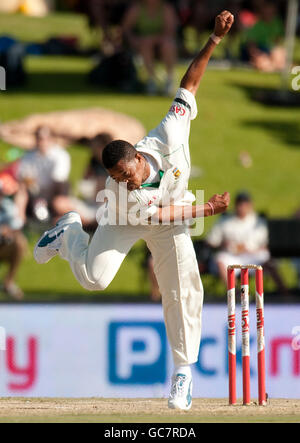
top-left (35, 213), bottom-right (142, 292)
top-left (59, 219), bottom-right (105, 291)
top-left (85, 223), bottom-right (142, 291)
top-left (34, 212), bottom-right (99, 290)
top-left (60, 221), bottom-right (140, 291)
top-left (34, 212), bottom-right (110, 291)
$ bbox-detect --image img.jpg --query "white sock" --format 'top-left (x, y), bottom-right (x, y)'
top-left (174, 365), bottom-right (192, 378)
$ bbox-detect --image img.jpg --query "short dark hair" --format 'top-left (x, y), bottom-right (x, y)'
top-left (102, 139), bottom-right (136, 169)
top-left (235, 191), bottom-right (252, 205)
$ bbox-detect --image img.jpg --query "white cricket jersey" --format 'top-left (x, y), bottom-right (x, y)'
top-left (142, 154), bottom-right (160, 184)
top-left (105, 88), bottom-right (198, 223)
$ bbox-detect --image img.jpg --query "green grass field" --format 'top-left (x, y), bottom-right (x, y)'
top-left (0, 12), bottom-right (299, 300)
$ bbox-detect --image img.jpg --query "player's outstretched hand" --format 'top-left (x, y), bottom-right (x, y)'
top-left (208, 192), bottom-right (230, 215)
top-left (214, 11), bottom-right (234, 39)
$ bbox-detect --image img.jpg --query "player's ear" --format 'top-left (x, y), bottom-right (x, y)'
top-left (135, 153), bottom-right (143, 163)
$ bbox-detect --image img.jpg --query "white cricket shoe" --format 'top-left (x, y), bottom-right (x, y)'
top-left (168, 373), bottom-right (192, 411)
top-left (34, 212), bottom-right (82, 264)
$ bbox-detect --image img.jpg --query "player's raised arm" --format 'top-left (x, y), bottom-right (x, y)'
top-left (180, 11), bottom-right (234, 96)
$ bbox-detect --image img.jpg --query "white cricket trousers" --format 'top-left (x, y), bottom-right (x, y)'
top-left (59, 221), bottom-right (204, 366)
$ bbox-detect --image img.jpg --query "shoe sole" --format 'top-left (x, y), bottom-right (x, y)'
top-left (34, 212), bottom-right (82, 264)
top-left (168, 401), bottom-right (192, 411)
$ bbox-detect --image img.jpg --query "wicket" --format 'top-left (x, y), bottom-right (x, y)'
top-left (227, 265), bottom-right (267, 406)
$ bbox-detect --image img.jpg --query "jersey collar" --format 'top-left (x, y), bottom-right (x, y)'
top-left (140, 170), bottom-right (164, 189)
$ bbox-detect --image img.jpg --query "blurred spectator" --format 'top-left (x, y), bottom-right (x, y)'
top-left (169, 0), bottom-right (193, 58)
top-left (0, 180), bottom-right (27, 300)
top-left (241, 1), bottom-right (286, 71)
top-left (20, 0), bottom-right (53, 16)
top-left (0, 36), bottom-right (26, 87)
top-left (79, 0), bottom-right (130, 54)
top-left (192, 0), bottom-right (228, 36)
top-left (84, 133), bottom-right (111, 191)
top-left (17, 126), bottom-right (71, 223)
top-left (206, 192), bottom-right (287, 294)
top-left (123, 0), bottom-right (177, 95)
top-left (53, 133), bottom-right (111, 228)
top-left (0, 0), bottom-right (52, 16)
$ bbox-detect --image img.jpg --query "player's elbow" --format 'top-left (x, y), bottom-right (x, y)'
top-left (180, 80), bottom-right (197, 96)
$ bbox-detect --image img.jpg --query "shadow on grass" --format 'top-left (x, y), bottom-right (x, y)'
top-left (228, 81), bottom-right (300, 108)
top-left (228, 81), bottom-right (300, 148)
top-left (241, 119), bottom-right (300, 148)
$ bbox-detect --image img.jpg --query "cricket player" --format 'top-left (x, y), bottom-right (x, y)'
top-left (34, 11), bottom-right (234, 410)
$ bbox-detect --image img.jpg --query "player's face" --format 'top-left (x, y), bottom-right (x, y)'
top-left (108, 155), bottom-right (145, 191)
top-left (235, 201), bottom-right (253, 219)
top-left (36, 134), bottom-right (51, 153)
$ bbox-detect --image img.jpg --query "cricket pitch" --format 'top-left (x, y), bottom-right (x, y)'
top-left (0, 398), bottom-right (299, 423)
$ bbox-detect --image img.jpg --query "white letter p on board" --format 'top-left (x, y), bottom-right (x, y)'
top-left (116, 327), bottom-right (161, 379)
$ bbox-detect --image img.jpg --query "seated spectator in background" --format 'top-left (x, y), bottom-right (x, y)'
top-left (123, 0), bottom-right (177, 95)
top-left (189, 1), bottom-right (242, 60)
top-left (83, 133), bottom-right (111, 192)
top-left (82, 0), bottom-right (130, 54)
top-left (17, 126), bottom-right (71, 223)
top-left (241, 1), bottom-right (285, 72)
top-left (0, 35), bottom-right (26, 87)
top-left (206, 192), bottom-right (287, 294)
top-left (53, 133), bottom-right (112, 228)
top-left (0, 180), bottom-right (27, 300)
top-left (192, 0), bottom-right (228, 36)
top-left (169, 0), bottom-right (193, 58)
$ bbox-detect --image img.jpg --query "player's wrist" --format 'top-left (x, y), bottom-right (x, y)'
top-left (206, 202), bottom-right (215, 216)
top-left (210, 33), bottom-right (223, 45)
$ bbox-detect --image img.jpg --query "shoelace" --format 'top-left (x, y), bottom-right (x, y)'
top-left (171, 375), bottom-right (187, 398)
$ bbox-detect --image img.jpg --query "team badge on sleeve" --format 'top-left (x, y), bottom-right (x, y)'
top-left (172, 168), bottom-right (181, 179)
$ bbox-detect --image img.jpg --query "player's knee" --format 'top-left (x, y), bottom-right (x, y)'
top-left (80, 279), bottom-right (109, 292)
top-left (94, 278), bottom-right (110, 291)
top-left (87, 274), bottom-right (112, 292)
top-left (82, 265), bottom-right (113, 291)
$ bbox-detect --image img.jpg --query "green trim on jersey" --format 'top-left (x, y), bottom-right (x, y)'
top-left (140, 170), bottom-right (164, 189)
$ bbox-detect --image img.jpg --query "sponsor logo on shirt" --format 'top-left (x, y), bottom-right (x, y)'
top-left (169, 104), bottom-right (186, 117)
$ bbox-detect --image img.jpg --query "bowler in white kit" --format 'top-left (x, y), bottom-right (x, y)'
top-left (35, 11), bottom-right (234, 410)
